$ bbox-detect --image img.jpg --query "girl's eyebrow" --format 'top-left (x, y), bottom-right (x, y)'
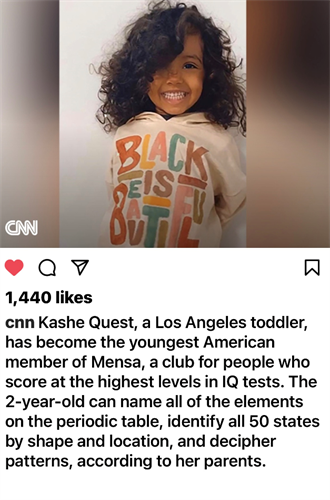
top-left (183, 54), bottom-right (203, 64)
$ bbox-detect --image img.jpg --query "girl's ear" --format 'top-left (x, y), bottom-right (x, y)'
top-left (209, 72), bottom-right (215, 80)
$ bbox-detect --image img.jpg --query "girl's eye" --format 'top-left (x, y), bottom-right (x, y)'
top-left (183, 63), bottom-right (198, 69)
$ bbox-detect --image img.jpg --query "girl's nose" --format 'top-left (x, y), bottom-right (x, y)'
top-left (166, 68), bottom-right (183, 83)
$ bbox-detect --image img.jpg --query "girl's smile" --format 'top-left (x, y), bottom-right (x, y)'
top-left (161, 90), bottom-right (190, 104)
top-left (148, 34), bottom-right (204, 115)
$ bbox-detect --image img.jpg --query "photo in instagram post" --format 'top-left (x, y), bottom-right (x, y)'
top-left (0, 2), bottom-right (329, 500)
top-left (60, 0), bottom-right (246, 248)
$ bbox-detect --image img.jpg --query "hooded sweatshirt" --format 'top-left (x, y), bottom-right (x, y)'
top-left (99, 112), bottom-right (246, 248)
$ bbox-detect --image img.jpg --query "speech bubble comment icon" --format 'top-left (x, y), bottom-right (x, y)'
top-left (39, 259), bottom-right (56, 277)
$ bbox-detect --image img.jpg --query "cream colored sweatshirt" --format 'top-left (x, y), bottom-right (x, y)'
top-left (99, 112), bottom-right (246, 248)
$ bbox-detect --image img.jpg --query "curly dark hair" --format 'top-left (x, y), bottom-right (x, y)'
top-left (96, 0), bottom-right (246, 136)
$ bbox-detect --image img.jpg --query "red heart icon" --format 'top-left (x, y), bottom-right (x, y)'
top-left (5, 260), bottom-right (24, 276)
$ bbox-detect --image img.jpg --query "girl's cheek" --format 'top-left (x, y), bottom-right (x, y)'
top-left (154, 70), bottom-right (167, 81)
top-left (148, 75), bottom-right (160, 90)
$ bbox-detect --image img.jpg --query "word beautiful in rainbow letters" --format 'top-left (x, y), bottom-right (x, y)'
top-left (110, 131), bottom-right (209, 247)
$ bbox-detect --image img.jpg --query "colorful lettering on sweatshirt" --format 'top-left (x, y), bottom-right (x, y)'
top-left (109, 132), bottom-right (208, 247)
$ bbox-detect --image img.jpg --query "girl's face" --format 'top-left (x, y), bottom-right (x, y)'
top-left (148, 34), bottom-right (204, 115)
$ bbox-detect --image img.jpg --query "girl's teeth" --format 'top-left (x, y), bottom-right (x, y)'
top-left (163, 92), bottom-right (186, 100)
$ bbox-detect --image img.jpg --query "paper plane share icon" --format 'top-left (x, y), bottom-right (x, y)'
top-left (71, 260), bottom-right (89, 276)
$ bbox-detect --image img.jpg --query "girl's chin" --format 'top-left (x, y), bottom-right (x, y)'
top-left (161, 109), bottom-right (186, 115)
top-left (156, 103), bottom-right (190, 115)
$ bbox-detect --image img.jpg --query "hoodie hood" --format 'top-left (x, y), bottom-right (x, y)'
top-left (127, 111), bottom-right (211, 125)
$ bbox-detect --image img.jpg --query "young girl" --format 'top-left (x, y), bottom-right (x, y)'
top-left (98, 0), bottom-right (246, 248)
